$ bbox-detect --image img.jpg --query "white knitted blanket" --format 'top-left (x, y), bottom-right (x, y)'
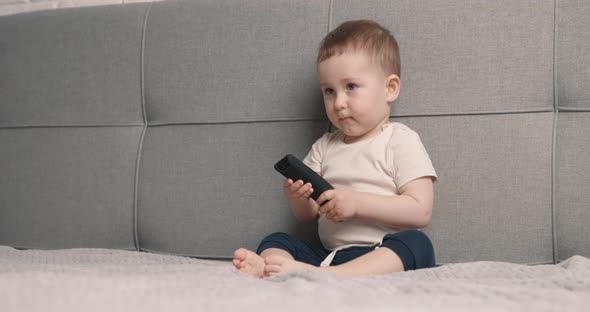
top-left (1, 246), bottom-right (589, 312)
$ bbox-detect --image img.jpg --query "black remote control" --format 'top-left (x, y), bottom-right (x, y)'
top-left (274, 154), bottom-right (334, 200)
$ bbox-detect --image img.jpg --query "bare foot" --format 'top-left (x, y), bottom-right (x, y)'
top-left (233, 248), bottom-right (265, 278)
top-left (263, 254), bottom-right (317, 277)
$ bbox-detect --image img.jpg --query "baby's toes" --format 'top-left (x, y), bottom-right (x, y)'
top-left (233, 248), bottom-right (249, 261)
top-left (232, 258), bottom-right (241, 268)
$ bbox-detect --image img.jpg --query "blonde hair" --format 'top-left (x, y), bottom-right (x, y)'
top-left (317, 20), bottom-right (400, 77)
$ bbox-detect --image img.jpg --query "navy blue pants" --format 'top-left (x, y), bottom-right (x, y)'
top-left (256, 230), bottom-right (435, 271)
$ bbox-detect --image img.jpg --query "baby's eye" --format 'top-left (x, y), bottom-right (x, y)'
top-left (324, 88), bottom-right (335, 95)
top-left (346, 83), bottom-right (357, 91)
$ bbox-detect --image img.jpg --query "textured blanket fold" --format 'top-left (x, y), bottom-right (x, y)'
top-left (1, 246), bottom-right (589, 312)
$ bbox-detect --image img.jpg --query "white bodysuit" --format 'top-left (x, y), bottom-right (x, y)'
top-left (303, 122), bottom-right (437, 265)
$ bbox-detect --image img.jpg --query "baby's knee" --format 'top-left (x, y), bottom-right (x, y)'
top-left (262, 232), bottom-right (292, 241)
top-left (256, 232), bottom-right (297, 256)
top-left (381, 230), bottom-right (435, 270)
top-left (259, 232), bottom-right (295, 248)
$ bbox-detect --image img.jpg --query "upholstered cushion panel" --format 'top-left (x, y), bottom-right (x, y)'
top-left (137, 121), bottom-right (327, 258)
top-left (0, 127), bottom-right (142, 249)
top-left (397, 113), bottom-right (554, 264)
top-left (555, 112), bottom-right (590, 260)
top-left (143, 0), bottom-right (329, 124)
top-left (331, 0), bottom-right (554, 116)
top-left (0, 5), bottom-right (148, 127)
top-left (557, 0), bottom-right (590, 111)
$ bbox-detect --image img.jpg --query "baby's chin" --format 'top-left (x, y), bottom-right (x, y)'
top-left (332, 119), bottom-right (355, 131)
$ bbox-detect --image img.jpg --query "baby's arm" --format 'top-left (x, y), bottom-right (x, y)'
top-left (316, 176), bottom-right (434, 229)
top-left (358, 176), bottom-right (434, 228)
top-left (283, 178), bottom-right (320, 223)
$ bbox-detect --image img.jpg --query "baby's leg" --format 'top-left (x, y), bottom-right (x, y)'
top-left (265, 230), bottom-right (435, 277)
top-left (264, 246), bottom-right (402, 277)
top-left (326, 230), bottom-right (435, 276)
top-left (323, 247), bottom-right (404, 276)
top-left (260, 247), bottom-right (293, 260)
top-left (240, 232), bottom-right (328, 277)
top-left (234, 232), bottom-right (310, 278)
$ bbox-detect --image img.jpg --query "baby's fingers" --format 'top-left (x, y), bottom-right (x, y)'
top-left (283, 180), bottom-right (313, 199)
top-left (283, 178), bottom-right (294, 188)
top-left (289, 179), bottom-right (304, 192)
top-left (296, 182), bottom-right (313, 198)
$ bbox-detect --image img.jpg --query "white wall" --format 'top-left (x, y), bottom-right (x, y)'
top-left (0, 0), bottom-right (160, 16)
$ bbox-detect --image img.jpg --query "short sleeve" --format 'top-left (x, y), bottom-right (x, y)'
top-left (303, 132), bottom-right (331, 174)
top-left (388, 125), bottom-right (437, 188)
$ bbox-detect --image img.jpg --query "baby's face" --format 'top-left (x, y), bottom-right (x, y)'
top-left (317, 51), bottom-right (396, 143)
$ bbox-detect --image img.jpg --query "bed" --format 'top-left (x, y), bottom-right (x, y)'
top-left (1, 1), bottom-right (589, 311)
top-left (1, 246), bottom-right (589, 311)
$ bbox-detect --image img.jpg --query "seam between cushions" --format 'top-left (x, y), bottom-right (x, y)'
top-left (551, 111), bottom-right (558, 264)
top-left (132, 2), bottom-right (152, 251)
top-left (147, 117), bottom-right (330, 127)
top-left (121, 108), bottom-right (555, 128)
top-left (0, 124), bottom-right (144, 129)
top-left (328, 0), bottom-right (333, 31)
top-left (552, 0), bottom-right (558, 264)
top-left (326, 0), bottom-right (334, 133)
top-left (550, 0), bottom-right (559, 264)
top-left (557, 106), bottom-right (590, 112)
top-left (9, 245), bottom-right (139, 252)
top-left (390, 108), bottom-right (553, 119)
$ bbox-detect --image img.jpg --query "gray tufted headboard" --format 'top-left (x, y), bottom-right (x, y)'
top-left (1, 0), bottom-right (589, 265)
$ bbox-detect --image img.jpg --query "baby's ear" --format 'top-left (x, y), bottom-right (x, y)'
top-left (386, 74), bottom-right (401, 103)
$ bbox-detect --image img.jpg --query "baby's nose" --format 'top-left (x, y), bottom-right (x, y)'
top-left (335, 95), bottom-right (347, 109)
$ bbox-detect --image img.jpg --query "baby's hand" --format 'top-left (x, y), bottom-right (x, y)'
top-left (316, 187), bottom-right (360, 222)
top-left (283, 179), bottom-right (314, 201)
